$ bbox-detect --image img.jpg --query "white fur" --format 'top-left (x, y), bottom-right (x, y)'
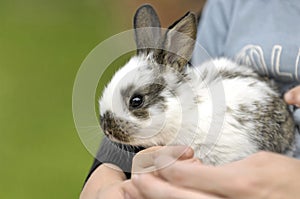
top-left (99, 55), bottom-right (291, 165)
top-left (161, 58), bottom-right (265, 164)
top-left (99, 5), bottom-right (294, 165)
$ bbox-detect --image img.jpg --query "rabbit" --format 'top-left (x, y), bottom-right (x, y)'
top-left (99, 4), bottom-right (296, 165)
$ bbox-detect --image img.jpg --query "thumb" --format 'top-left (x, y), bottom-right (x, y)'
top-left (284, 86), bottom-right (300, 106)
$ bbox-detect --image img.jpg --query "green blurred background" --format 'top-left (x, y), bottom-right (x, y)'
top-left (0, 0), bottom-right (203, 198)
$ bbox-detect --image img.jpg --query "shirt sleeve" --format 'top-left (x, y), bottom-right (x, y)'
top-left (192, 0), bottom-right (234, 65)
top-left (84, 137), bottom-right (144, 184)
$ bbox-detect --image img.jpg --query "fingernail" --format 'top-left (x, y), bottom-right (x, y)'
top-left (184, 147), bottom-right (194, 157)
top-left (124, 192), bottom-right (133, 199)
top-left (182, 147), bottom-right (190, 154)
top-left (192, 158), bottom-right (202, 164)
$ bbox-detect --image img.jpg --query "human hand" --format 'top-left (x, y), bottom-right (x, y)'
top-left (81, 179), bottom-right (142, 199)
top-left (80, 146), bottom-right (195, 199)
top-left (80, 163), bottom-right (127, 199)
top-left (124, 152), bottom-right (222, 199)
top-left (284, 85), bottom-right (300, 107)
top-left (125, 151), bottom-right (300, 199)
top-left (131, 145), bottom-right (195, 174)
top-left (125, 146), bottom-right (217, 199)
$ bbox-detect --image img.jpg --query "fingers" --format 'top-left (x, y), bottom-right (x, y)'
top-left (132, 146), bottom-right (194, 174)
top-left (127, 152), bottom-right (298, 199)
top-left (284, 85), bottom-right (300, 106)
top-left (154, 152), bottom-right (283, 199)
top-left (181, 157), bottom-right (202, 165)
top-left (122, 180), bottom-right (145, 199)
top-left (154, 155), bottom-right (232, 196)
top-left (125, 174), bottom-right (225, 199)
top-left (136, 146), bottom-right (194, 159)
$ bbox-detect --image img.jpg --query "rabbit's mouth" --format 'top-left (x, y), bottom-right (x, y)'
top-left (100, 111), bottom-right (134, 143)
top-left (105, 130), bottom-right (130, 143)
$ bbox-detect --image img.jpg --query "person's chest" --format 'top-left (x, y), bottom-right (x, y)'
top-left (223, 0), bottom-right (300, 83)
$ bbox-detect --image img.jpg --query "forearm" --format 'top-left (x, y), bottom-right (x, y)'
top-left (80, 163), bottom-right (126, 199)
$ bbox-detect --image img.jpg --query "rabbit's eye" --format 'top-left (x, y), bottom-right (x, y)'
top-left (129, 94), bottom-right (144, 109)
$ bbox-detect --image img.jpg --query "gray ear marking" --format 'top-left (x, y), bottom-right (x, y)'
top-left (155, 12), bottom-right (197, 72)
top-left (134, 4), bottom-right (162, 55)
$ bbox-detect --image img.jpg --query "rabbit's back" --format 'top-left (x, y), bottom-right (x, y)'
top-left (189, 58), bottom-right (295, 164)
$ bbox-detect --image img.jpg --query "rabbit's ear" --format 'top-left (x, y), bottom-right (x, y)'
top-left (155, 12), bottom-right (197, 72)
top-left (134, 4), bottom-right (162, 55)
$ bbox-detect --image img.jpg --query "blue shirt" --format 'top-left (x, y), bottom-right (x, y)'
top-left (192, 0), bottom-right (300, 157)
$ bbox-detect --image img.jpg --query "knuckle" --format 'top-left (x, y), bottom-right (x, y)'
top-left (232, 176), bottom-right (259, 196)
top-left (166, 165), bottom-right (186, 182)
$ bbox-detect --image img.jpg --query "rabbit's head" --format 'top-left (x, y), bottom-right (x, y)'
top-left (99, 5), bottom-right (197, 146)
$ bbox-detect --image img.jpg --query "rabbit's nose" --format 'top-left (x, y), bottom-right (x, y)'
top-left (100, 111), bottom-right (117, 135)
top-left (100, 115), bottom-right (110, 135)
top-left (99, 111), bottom-right (131, 142)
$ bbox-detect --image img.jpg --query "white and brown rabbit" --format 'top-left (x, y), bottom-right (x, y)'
top-left (99, 5), bottom-right (296, 165)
